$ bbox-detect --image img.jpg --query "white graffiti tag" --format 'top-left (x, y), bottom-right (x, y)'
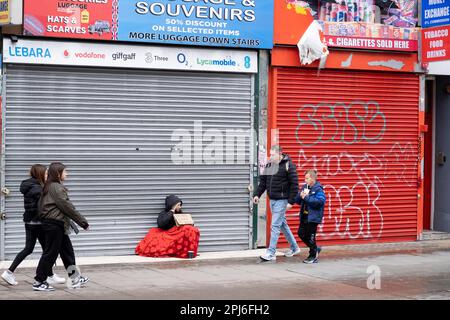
top-left (319, 183), bottom-right (383, 239)
top-left (296, 101), bottom-right (387, 146)
top-left (296, 143), bottom-right (417, 187)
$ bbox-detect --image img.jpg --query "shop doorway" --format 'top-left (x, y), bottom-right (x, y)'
top-left (423, 78), bottom-right (434, 230)
top-left (434, 76), bottom-right (450, 233)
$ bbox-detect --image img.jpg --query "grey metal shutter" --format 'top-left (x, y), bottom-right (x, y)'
top-left (1, 64), bottom-right (253, 260)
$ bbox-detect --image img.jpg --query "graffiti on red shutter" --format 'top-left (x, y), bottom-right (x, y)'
top-left (291, 100), bottom-right (417, 240)
top-left (295, 101), bottom-right (387, 146)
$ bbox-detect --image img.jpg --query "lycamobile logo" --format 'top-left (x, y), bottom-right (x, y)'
top-left (197, 58), bottom-right (237, 66)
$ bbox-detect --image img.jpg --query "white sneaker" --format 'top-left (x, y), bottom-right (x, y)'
top-left (69, 276), bottom-right (82, 289)
top-left (79, 275), bottom-right (89, 286)
top-left (284, 247), bottom-right (301, 257)
top-left (32, 281), bottom-right (55, 292)
top-left (260, 253), bottom-right (276, 261)
top-left (1, 270), bottom-right (18, 286)
top-left (47, 273), bottom-right (66, 285)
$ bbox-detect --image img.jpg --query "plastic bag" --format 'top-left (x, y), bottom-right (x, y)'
top-left (297, 20), bottom-right (329, 65)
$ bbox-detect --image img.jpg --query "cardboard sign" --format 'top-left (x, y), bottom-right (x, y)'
top-left (173, 214), bottom-right (194, 227)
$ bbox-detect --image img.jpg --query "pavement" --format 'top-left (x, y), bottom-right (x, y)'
top-left (1, 239), bottom-right (450, 300)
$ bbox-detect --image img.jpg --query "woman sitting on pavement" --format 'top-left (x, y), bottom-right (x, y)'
top-left (135, 195), bottom-right (200, 259)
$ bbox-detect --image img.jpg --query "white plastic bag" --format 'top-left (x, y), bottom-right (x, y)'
top-left (297, 20), bottom-right (329, 66)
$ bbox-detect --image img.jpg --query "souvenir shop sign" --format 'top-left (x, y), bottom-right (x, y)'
top-left (23, 0), bottom-right (274, 49)
top-left (118, 0), bottom-right (274, 48)
top-left (422, 0), bottom-right (450, 28)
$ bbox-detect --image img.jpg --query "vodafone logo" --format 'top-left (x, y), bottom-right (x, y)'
top-left (74, 51), bottom-right (106, 59)
top-left (62, 49), bottom-right (106, 60)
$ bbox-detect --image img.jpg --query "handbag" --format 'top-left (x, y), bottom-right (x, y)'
top-left (173, 213), bottom-right (194, 226)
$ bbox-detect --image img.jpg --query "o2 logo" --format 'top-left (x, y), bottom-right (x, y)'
top-left (177, 53), bottom-right (188, 66)
top-left (244, 56), bottom-right (251, 69)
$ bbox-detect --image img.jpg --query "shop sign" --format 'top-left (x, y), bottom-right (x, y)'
top-left (0, 0), bottom-right (10, 25)
top-left (422, 0), bottom-right (450, 28)
top-left (23, 0), bottom-right (274, 49)
top-left (274, 0), bottom-right (419, 52)
top-left (2, 38), bottom-right (258, 73)
top-left (24, 0), bottom-right (114, 40)
top-left (326, 36), bottom-right (417, 51)
top-left (421, 25), bottom-right (450, 62)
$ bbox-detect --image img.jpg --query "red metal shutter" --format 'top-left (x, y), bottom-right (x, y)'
top-left (271, 68), bottom-right (419, 246)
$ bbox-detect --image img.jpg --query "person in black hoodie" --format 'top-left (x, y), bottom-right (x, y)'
top-left (157, 195), bottom-right (182, 230)
top-left (136, 195), bottom-right (200, 258)
top-left (253, 145), bottom-right (301, 261)
top-left (1, 164), bottom-right (66, 286)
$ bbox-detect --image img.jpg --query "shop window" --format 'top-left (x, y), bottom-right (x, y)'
top-left (292, 0), bottom-right (419, 40)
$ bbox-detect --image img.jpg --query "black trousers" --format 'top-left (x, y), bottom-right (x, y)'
top-left (9, 224), bottom-right (46, 273)
top-left (35, 223), bottom-right (64, 282)
top-left (34, 223), bottom-right (78, 282)
top-left (298, 218), bottom-right (319, 257)
top-left (60, 234), bottom-right (77, 278)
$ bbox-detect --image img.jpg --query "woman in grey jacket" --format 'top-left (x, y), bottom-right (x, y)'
top-left (33, 162), bottom-right (90, 292)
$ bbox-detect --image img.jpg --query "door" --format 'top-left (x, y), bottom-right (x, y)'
top-left (434, 76), bottom-right (450, 232)
top-left (423, 79), bottom-right (434, 230)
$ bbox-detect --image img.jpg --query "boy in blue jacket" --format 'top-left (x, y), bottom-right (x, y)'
top-left (289, 169), bottom-right (326, 264)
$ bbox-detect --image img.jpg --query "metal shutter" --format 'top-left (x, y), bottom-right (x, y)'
top-left (271, 68), bottom-right (419, 246)
top-left (1, 64), bottom-right (253, 260)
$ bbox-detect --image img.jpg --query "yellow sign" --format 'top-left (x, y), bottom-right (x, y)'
top-left (81, 9), bottom-right (90, 24)
top-left (0, 0), bottom-right (10, 25)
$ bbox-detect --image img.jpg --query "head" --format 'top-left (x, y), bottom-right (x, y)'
top-left (43, 162), bottom-right (67, 195)
top-left (165, 195), bottom-right (183, 212)
top-left (269, 145), bottom-right (284, 163)
top-left (29, 164), bottom-right (47, 186)
top-left (172, 202), bottom-right (182, 213)
top-left (304, 169), bottom-right (318, 187)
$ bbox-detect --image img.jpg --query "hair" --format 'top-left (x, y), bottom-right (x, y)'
top-left (305, 169), bottom-right (318, 180)
top-left (43, 162), bottom-right (66, 195)
top-left (270, 145), bottom-right (283, 154)
top-left (29, 164), bottom-right (47, 186)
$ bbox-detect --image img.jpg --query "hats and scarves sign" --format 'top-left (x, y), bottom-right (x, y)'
top-left (23, 0), bottom-right (274, 49)
top-left (421, 0), bottom-right (450, 63)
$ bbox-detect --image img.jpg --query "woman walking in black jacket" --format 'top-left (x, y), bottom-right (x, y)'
top-left (1, 164), bottom-right (66, 286)
top-left (33, 162), bottom-right (90, 292)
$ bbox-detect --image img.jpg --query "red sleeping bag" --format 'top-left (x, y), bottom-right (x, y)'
top-left (135, 225), bottom-right (200, 259)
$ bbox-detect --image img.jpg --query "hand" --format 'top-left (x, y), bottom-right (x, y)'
top-left (253, 196), bottom-right (259, 204)
top-left (286, 203), bottom-right (293, 211)
top-left (301, 192), bottom-right (307, 200)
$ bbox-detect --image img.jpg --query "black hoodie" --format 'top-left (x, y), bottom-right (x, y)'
top-left (20, 177), bottom-right (43, 223)
top-left (157, 195), bottom-right (183, 230)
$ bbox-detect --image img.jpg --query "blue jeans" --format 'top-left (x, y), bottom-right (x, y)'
top-left (267, 199), bottom-right (299, 256)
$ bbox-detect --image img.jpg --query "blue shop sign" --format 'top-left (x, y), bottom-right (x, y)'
top-left (118, 0), bottom-right (274, 49)
top-left (422, 0), bottom-right (450, 28)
